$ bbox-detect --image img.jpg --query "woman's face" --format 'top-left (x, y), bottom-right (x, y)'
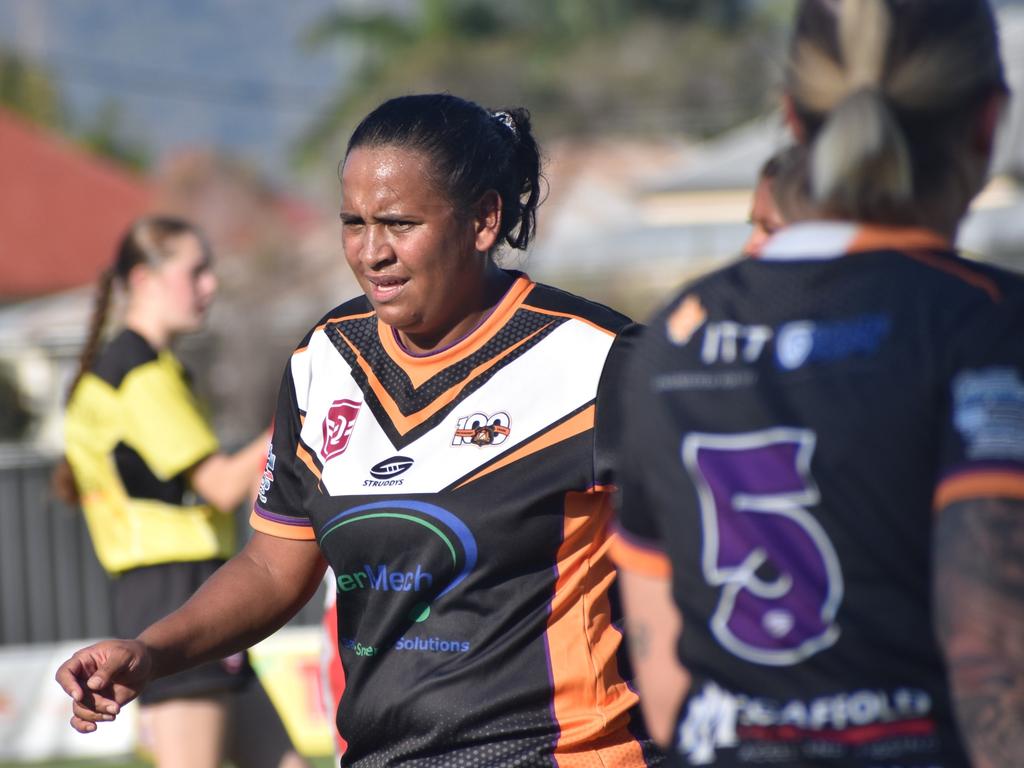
top-left (340, 145), bottom-right (499, 352)
top-left (146, 232), bottom-right (218, 335)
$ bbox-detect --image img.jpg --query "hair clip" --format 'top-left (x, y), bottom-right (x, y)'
top-left (493, 110), bottom-right (517, 137)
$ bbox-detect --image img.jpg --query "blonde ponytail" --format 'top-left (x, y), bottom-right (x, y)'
top-left (785, 0), bottom-right (1006, 228)
top-left (797, 0), bottom-right (914, 215)
top-left (811, 89), bottom-right (912, 214)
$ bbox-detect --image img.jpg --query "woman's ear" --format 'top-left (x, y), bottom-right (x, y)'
top-left (126, 263), bottom-right (151, 293)
top-left (473, 190), bottom-right (502, 253)
top-left (974, 88), bottom-right (1007, 156)
top-left (782, 94), bottom-right (808, 144)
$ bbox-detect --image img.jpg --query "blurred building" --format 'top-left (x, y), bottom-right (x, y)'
top-left (0, 109), bottom-right (356, 454)
top-left (0, 108), bottom-right (155, 301)
top-left (0, 108), bottom-right (154, 451)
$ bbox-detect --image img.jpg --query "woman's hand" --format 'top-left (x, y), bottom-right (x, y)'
top-left (54, 639), bottom-right (153, 733)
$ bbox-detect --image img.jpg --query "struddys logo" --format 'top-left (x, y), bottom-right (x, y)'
top-left (320, 500), bottom-right (477, 624)
top-left (452, 411), bottom-right (511, 447)
top-left (364, 455), bottom-right (413, 488)
top-left (321, 398), bottom-right (361, 462)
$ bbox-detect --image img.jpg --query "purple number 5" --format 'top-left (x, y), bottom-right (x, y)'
top-left (683, 429), bottom-right (843, 665)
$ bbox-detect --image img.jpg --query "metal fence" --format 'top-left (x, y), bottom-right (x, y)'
top-left (0, 451), bottom-right (321, 646)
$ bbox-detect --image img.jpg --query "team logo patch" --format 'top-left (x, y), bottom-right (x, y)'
top-left (369, 456), bottom-right (414, 479)
top-left (452, 411), bottom-right (511, 446)
top-left (321, 398), bottom-right (361, 461)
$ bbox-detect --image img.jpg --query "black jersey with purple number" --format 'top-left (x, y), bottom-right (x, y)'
top-left (612, 223), bottom-right (1024, 767)
top-left (252, 273), bottom-right (661, 767)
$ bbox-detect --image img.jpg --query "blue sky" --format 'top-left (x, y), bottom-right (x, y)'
top-left (0, 0), bottom-right (355, 186)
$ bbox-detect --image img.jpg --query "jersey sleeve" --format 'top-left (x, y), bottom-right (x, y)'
top-left (609, 320), bottom-right (672, 578)
top-left (594, 322), bottom-right (642, 489)
top-left (250, 350), bottom-right (316, 540)
top-left (120, 358), bottom-right (219, 481)
top-left (934, 293), bottom-right (1024, 510)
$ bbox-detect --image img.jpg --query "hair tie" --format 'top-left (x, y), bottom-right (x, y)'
top-left (493, 110), bottom-right (518, 138)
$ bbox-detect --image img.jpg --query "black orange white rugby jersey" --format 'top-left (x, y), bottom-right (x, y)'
top-left (613, 223), bottom-right (1024, 767)
top-left (252, 273), bottom-right (661, 767)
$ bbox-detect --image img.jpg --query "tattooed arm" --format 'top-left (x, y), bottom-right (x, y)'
top-left (619, 570), bottom-right (690, 748)
top-left (933, 497), bottom-right (1024, 768)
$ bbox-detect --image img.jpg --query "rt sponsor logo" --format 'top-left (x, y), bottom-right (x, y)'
top-left (775, 314), bottom-right (890, 371)
top-left (676, 682), bottom-right (933, 765)
top-left (695, 314), bottom-right (891, 370)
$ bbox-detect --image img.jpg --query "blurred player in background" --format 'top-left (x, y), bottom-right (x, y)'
top-left (612, 1), bottom-right (1023, 766)
top-left (55, 216), bottom-right (307, 768)
top-left (741, 152), bottom-right (786, 257)
top-left (742, 147), bottom-right (800, 257)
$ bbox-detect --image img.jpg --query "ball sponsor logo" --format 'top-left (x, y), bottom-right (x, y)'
top-left (369, 456), bottom-right (414, 479)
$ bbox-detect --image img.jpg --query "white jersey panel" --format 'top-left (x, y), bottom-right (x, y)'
top-left (300, 318), bottom-right (614, 496)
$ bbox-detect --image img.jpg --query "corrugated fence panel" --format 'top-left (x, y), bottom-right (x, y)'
top-left (0, 455), bottom-right (321, 646)
top-left (0, 465), bottom-right (28, 644)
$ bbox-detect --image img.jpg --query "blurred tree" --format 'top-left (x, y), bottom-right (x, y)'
top-left (0, 48), bottom-right (150, 171)
top-left (294, 0), bottom-right (789, 166)
top-left (0, 49), bottom-right (67, 129)
top-left (78, 101), bottom-right (151, 172)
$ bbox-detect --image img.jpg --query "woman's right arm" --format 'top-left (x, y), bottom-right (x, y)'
top-left (933, 496), bottom-right (1024, 768)
top-left (619, 568), bottom-right (690, 748)
top-left (55, 531), bottom-right (326, 733)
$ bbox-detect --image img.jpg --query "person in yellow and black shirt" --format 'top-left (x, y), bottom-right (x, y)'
top-left (55, 96), bottom-right (664, 767)
top-left (56, 216), bottom-right (307, 768)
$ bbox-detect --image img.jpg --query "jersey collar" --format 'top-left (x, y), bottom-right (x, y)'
top-left (758, 221), bottom-right (951, 261)
top-left (378, 272), bottom-right (535, 376)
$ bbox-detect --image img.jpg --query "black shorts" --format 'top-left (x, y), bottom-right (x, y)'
top-left (111, 559), bottom-right (254, 705)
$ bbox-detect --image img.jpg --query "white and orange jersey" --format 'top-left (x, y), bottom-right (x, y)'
top-left (253, 272), bottom-right (661, 767)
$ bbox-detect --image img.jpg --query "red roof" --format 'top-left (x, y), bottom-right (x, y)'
top-left (0, 109), bottom-right (154, 300)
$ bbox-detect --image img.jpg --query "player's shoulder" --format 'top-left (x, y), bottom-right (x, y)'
top-left (950, 255), bottom-right (1024, 304)
top-left (92, 329), bottom-right (159, 388)
top-left (644, 257), bottom-right (745, 342)
top-left (886, 247), bottom-right (1024, 305)
top-left (523, 281), bottom-right (632, 335)
top-left (293, 294), bottom-right (374, 352)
